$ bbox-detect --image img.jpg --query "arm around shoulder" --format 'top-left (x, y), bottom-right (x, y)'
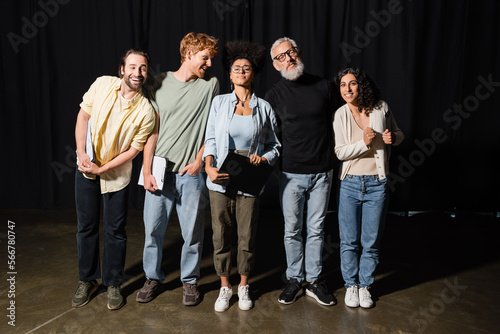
top-left (391, 115), bottom-right (405, 146)
top-left (382, 101), bottom-right (404, 147)
top-left (260, 99), bottom-right (281, 165)
top-left (202, 95), bottom-right (221, 161)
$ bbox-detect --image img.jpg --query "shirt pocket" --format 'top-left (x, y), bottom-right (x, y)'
top-left (114, 119), bottom-right (139, 155)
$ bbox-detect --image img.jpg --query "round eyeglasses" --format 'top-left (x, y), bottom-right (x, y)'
top-left (273, 47), bottom-right (299, 62)
top-left (231, 65), bottom-right (253, 73)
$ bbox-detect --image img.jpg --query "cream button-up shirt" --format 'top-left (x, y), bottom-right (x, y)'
top-left (80, 76), bottom-right (155, 193)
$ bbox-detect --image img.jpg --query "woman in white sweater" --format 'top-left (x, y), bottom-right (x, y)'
top-left (333, 67), bottom-right (404, 309)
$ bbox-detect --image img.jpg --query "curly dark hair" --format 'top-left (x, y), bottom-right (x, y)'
top-left (334, 67), bottom-right (381, 114)
top-left (222, 40), bottom-right (266, 73)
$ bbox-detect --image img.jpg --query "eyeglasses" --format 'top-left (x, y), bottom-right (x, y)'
top-left (231, 65), bottom-right (253, 73)
top-left (273, 47), bottom-right (299, 62)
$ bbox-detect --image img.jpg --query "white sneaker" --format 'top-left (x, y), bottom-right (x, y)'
top-left (238, 284), bottom-right (253, 311)
top-left (345, 286), bottom-right (359, 307)
top-left (359, 287), bottom-right (373, 308)
top-left (214, 286), bottom-right (232, 312)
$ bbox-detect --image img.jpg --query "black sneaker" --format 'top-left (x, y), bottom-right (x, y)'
top-left (107, 286), bottom-right (124, 310)
top-left (136, 279), bottom-right (161, 303)
top-left (278, 278), bottom-right (302, 305)
top-left (305, 281), bottom-right (336, 306)
top-left (72, 280), bottom-right (98, 307)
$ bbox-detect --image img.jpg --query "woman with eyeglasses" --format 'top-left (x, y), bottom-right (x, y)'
top-left (203, 41), bottom-right (281, 312)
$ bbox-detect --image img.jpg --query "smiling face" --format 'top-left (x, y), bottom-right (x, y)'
top-left (272, 41), bottom-right (304, 81)
top-left (340, 73), bottom-right (359, 105)
top-left (121, 53), bottom-right (148, 91)
top-left (230, 58), bottom-right (254, 89)
top-left (186, 48), bottom-right (213, 79)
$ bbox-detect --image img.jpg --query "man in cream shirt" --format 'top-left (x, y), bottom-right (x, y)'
top-left (73, 49), bottom-right (155, 310)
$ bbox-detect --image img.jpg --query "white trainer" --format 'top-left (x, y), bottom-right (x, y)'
top-left (214, 286), bottom-right (232, 312)
top-left (359, 287), bottom-right (374, 308)
top-left (238, 284), bottom-right (253, 311)
top-left (345, 285), bottom-right (360, 308)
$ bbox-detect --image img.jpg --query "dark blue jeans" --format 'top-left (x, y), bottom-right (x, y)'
top-left (75, 171), bottom-right (129, 287)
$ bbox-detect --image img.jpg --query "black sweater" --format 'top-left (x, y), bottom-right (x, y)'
top-left (265, 73), bottom-right (335, 174)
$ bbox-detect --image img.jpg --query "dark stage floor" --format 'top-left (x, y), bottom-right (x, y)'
top-left (0, 208), bottom-right (499, 334)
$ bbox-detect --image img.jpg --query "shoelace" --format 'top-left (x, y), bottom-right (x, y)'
top-left (316, 281), bottom-right (329, 294)
top-left (239, 286), bottom-right (250, 300)
top-left (284, 280), bottom-right (300, 293)
top-left (76, 282), bottom-right (91, 294)
top-left (359, 288), bottom-right (371, 299)
top-left (185, 284), bottom-right (197, 293)
top-left (76, 282), bottom-right (89, 294)
top-left (219, 288), bottom-right (231, 301)
top-left (347, 287), bottom-right (358, 300)
top-left (108, 287), bottom-right (120, 297)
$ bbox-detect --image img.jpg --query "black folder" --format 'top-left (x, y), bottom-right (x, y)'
top-left (219, 152), bottom-right (276, 196)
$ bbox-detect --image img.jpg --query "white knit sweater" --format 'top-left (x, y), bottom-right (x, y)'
top-left (333, 100), bottom-right (404, 180)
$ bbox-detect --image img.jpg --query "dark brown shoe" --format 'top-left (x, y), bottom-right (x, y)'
top-left (136, 279), bottom-right (161, 303)
top-left (182, 282), bottom-right (200, 306)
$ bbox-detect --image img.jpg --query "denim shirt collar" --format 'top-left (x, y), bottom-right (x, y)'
top-left (230, 91), bottom-right (258, 109)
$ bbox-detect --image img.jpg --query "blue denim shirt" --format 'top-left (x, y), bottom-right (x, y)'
top-left (203, 92), bottom-right (281, 195)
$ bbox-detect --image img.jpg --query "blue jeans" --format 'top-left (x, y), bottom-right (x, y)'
top-left (338, 175), bottom-right (388, 288)
top-left (142, 172), bottom-right (206, 283)
top-left (75, 171), bottom-right (129, 287)
top-left (279, 170), bottom-right (333, 283)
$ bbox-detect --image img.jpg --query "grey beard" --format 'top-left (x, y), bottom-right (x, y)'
top-left (280, 61), bottom-right (304, 81)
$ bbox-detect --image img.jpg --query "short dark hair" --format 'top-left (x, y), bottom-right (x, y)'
top-left (334, 67), bottom-right (381, 114)
top-left (118, 49), bottom-right (151, 78)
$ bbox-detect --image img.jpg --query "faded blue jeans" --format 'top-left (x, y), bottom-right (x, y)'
top-left (338, 175), bottom-right (388, 288)
top-left (142, 172), bottom-right (206, 284)
top-left (279, 170), bottom-right (333, 283)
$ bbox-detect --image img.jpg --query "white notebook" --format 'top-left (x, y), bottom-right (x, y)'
top-left (138, 156), bottom-right (168, 190)
top-left (86, 121), bottom-right (94, 162)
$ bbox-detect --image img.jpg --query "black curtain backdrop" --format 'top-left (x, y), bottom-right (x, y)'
top-left (1, 0), bottom-right (499, 212)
